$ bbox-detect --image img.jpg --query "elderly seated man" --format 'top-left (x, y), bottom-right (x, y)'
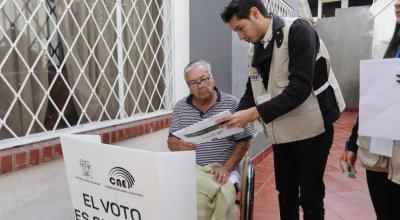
top-left (167, 60), bottom-right (252, 220)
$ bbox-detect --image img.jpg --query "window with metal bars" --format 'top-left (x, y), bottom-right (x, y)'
top-left (265, 0), bottom-right (294, 17)
top-left (0, 0), bottom-right (174, 146)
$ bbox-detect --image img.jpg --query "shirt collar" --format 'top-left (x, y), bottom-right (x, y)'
top-left (186, 87), bottom-right (221, 105)
top-left (261, 16), bottom-right (273, 49)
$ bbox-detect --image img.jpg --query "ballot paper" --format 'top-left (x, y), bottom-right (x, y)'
top-left (172, 110), bottom-right (244, 144)
top-left (359, 58), bottom-right (400, 141)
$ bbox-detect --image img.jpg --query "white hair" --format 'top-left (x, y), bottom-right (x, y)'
top-left (184, 60), bottom-right (213, 82)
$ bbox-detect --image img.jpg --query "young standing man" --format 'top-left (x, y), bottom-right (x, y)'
top-left (219, 1), bottom-right (345, 219)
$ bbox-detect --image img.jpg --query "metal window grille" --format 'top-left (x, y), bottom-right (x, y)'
top-left (0, 0), bottom-right (174, 149)
top-left (265, 0), bottom-right (294, 17)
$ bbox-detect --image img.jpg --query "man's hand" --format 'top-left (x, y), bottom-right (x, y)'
top-left (345, 150), bottom-right (357, 168)
top-left (167, 136), bottom-right (197, 151)
top-left (177, 140), bottom-right (197, 151)
top-left (211, 165), bottom-right (229, 185)
top-left (217, 107), bottom-right (260, 129)
top-left (340, 150), bottom-right (357, 178)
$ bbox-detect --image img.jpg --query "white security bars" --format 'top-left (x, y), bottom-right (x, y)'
top-left (265, 0), bottom-right (294, 17)
top-left (0, 0), bottom-right (174, 148)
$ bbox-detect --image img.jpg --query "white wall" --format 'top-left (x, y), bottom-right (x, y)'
top-left (315, 6), bottom-right (373, 108)
top-left (173, 0), bottom-right (190, 103)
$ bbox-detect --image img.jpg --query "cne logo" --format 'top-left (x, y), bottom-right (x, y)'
top-left (109, 167), bottom-right (135, 189)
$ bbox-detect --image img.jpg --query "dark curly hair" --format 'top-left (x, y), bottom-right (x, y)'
top-left (220, 0), bottom-right (269, 23)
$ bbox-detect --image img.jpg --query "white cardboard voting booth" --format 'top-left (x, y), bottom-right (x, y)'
top-left (60, 135), bottom-right (197, 220)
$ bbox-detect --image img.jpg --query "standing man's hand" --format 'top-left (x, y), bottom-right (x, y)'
top-left (217, 107), bottom-right (260, 128)
top-left (167, 136), bottom-right (197, 151)
top-left (211, 165), bottom-right (230, 185)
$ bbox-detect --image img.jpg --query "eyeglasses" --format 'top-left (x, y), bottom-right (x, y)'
top-left (187, 77), bottom-right (210, 87)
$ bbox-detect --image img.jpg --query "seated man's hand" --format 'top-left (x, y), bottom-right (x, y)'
top-left (167, 136), bottom-right (197, 151)
top-left (176, 139), bottom-right (197, 151)
top-left (211, 166), bottom-right (229, 185)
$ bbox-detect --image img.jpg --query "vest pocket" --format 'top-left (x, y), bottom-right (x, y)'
top-left (273, 73), bottom-right (290, 94)
top-left (275, 78), bottom-right (289, 87)
top-left (270, 74), bottom-right (289, 97)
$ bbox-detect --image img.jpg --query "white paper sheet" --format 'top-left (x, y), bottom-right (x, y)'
top-left (172, 110), bottom-right (244, 144)
top-left (359, 58), bottom-right (400, 140)
top-left (370, 137), bottom-right (394, 157)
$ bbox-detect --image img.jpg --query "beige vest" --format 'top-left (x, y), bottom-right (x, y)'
top-left (249, 17), bottom-right (345, 144)
top-left (357, 136), bottom-right (400, 184)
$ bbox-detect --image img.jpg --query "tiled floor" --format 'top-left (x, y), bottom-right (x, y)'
top-left (253, 111), bottom-right (376, 220)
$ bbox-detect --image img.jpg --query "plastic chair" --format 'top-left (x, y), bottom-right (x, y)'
top-left (237, 155), bottom-right (255, 220)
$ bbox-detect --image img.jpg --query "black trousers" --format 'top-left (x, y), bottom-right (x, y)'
top-left (366, 170), bottom-right (400, 220)
top-left (272, 126), bottom-right (333, 220)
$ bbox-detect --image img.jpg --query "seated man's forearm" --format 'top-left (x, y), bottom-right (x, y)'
top-left (167, 135), bottom-right (196, 151)
top-left (223, 140), bottom-right (250, 172)
top-left (167, 136), bottom-right (182, 151)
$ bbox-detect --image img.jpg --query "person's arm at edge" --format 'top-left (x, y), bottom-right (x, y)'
top-left (345, 118), bottom-right (359, 153)
top-left (340, 118), bottom-right (358, 173)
